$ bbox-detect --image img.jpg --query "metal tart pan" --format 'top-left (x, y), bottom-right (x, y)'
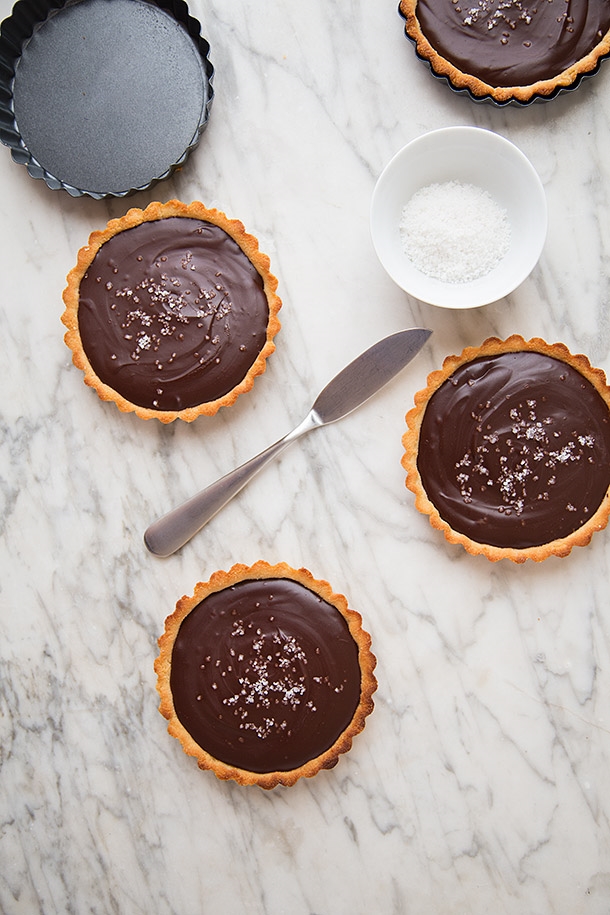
top-left (0, 0), bottom-right (214, 198)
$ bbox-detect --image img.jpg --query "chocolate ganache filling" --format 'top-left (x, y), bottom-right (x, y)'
top-left (169, 578), bottom-right (362, 773)
top-left (415, 0), bottom-right (610, 88)
top-left (417, 351), bottom-right (610, 550)
top-left (78, 217), bottom-right (270, 411)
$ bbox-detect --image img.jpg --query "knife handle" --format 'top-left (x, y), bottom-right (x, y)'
top-left (144, 412), bottom-right (318, 556)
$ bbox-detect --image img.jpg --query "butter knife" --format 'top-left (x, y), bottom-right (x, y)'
top-left (144, 327), bottom-right (432, 556)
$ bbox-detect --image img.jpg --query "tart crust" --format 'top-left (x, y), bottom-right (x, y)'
top-left (61, 199), bottom-right (281, 423)
top-left (155, 561), bottom-right (377, 789)
top-left (399, 0), bottom-right (610, 105)
top-left (402, 335), bottom-right (610, 563)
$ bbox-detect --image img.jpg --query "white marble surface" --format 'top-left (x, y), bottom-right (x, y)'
top-left (2, 1), bottom-right (610, 912)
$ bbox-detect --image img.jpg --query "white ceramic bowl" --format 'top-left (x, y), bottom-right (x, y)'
top-left (370, 126), bottom-right (547, 309)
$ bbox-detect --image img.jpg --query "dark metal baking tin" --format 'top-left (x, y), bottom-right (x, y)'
top-left (0, 0), bottom-right (214, 198)
top-left (398, 3), bottom-right (610, 108)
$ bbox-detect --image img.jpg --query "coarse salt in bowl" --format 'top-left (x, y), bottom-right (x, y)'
top-left (370, 126), bottom-right (547, 309)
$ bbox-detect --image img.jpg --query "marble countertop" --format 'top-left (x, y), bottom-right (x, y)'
top-left (2, 1), bottom-right (610, 913)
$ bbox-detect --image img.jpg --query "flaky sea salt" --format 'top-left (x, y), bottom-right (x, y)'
top-left (400, 180), bottom-right (511, 283)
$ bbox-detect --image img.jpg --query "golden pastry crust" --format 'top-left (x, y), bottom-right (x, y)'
top-left (155, 561), bottom-right (377, 789)
top-left (399, 0), bottom-right (610, 105)
top-left (402, 335), bottom-right (610, 563)
top-left (61, 199), bottom-right (282, 423)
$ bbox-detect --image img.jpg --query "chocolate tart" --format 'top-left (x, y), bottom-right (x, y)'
top-left (155, 562), bottom-right (377, 789)
top-left (62, 200), bottom-right (281, 423)
top-left (399, 1), bottom-right (610, 105)
top-left (402, 336), bottom-right (610, 563)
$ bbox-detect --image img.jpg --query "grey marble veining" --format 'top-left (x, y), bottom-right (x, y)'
top-left (1, 0), bottom-right (610, 912)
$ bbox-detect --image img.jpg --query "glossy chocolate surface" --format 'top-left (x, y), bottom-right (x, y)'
top-left (78, 217), bottom-right (269, 411)
top-left (415, 0), bottom-right (610, 88)
top-left (170, 578), bottom-right (362, 773)
top-left (417, 351), bottom-right (610, 549)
